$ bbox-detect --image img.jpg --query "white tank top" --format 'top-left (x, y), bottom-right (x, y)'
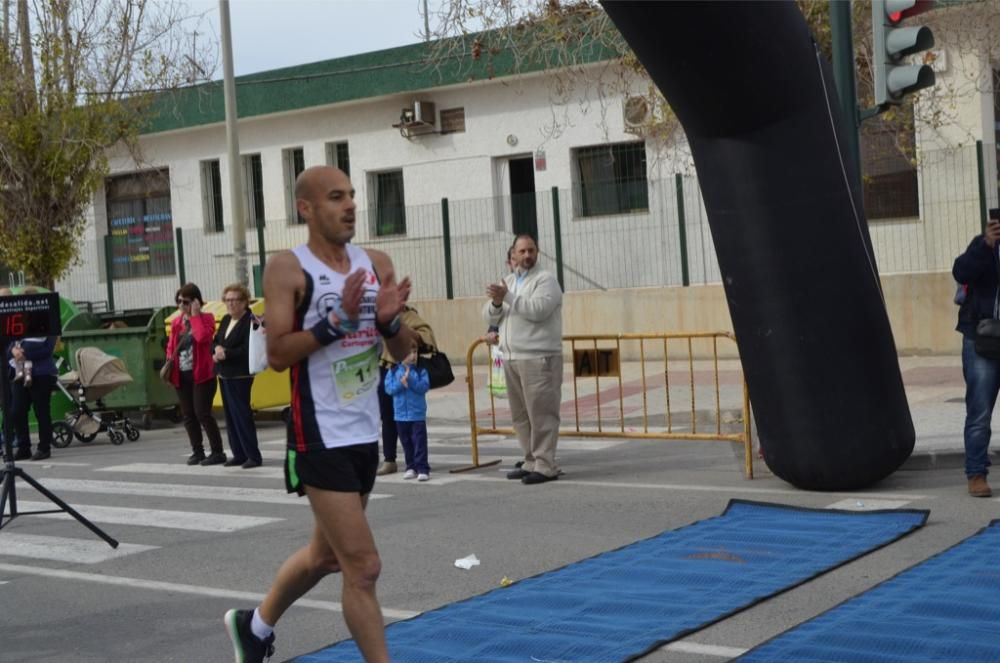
top-left (288, 244), bottom-right (381, 451)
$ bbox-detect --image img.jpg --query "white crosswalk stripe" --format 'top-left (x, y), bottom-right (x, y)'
top-left (15, 501), bottom-right (281, 532)
top-left (0, 533), bottom-right (156, 564)
top-left (825, 498), bottom-right (913, 511)
top-left (18, 478), bottom-right (391, 504)
top-left (99, 462), bottom-right (284, 479)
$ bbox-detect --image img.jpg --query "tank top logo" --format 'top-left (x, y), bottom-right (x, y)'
top-left (315, 281), bottom-right (378, 324)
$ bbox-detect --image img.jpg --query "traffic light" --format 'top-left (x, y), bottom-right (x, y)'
top-left (872, 0), bottom-right (936, 105)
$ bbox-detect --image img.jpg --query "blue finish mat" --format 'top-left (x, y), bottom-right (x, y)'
top-left (294, 500), bottom-right (927, 663)
top-left (739, 519), bottom-right (1000, 662)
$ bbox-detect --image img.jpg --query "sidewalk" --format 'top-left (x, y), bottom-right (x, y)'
top-left (427, 353), bottom-right (970, 465)
top-left (897, 354), bottom-right (967, 467)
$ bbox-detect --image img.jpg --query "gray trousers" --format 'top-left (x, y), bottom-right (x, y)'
top-left (504, 355), bottom-right (562, 476)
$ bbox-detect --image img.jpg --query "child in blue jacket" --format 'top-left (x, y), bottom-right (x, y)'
top-left (384, 342), bottom-right (432, 481)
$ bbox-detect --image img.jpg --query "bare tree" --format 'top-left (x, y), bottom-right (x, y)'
top-left (0, 0), bottom-right (214, 287)
top-left (422, 0), bottom-right (997, 169)
top-left (421, 0), bottom-right (682, 153)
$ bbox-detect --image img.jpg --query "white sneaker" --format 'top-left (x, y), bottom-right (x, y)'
top-left (403, 469), bottom-right (417, 480)
top-left (417, 473), bottom-right (430, 482)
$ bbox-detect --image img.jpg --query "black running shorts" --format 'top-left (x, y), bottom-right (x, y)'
top-left (284, 442), bottom-right (379, 496)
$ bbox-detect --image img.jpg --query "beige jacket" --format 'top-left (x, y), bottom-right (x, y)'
top-left (380, 306), bottom-right (437, 366)
top-left (482, 266), bottom-right (563, 359)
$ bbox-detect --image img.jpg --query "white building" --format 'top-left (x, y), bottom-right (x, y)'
top-left (58, 6), bottom-right (999, 313)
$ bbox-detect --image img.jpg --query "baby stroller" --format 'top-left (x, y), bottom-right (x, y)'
top-left (54, 347), bottom-right (141, 447)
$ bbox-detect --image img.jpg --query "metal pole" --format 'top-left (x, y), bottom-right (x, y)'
top-left (175, 227), bottom-right (186, 286)
top-left (977, 140), bottom-right (988, 234)
top-left (103, 235), bottom-right (115, 312)
top-left (219, 0), bottom-right (248, 286)
top-left (551, 187), bottom-right (564, 291)
top-left (441, 198), bottom-right (453, 300)
top-left (256, 219), bottom-right (267, 298)
top-left (674, 174), bottom-right (690, 287)
top-left (830, 0), bottom-right (863, 190)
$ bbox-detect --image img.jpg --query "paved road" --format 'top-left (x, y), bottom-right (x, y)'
top-left (0, 353), bottom-right (993, 662)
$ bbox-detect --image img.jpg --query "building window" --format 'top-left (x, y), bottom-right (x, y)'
top-left (861, 107), bottom-right (919, 219)
top-left (326, 141), bottom-right (350, 177)
top-left (243, 153), bottom-right (265, 229)
top-left (440, 107), bottom-right (466, 134)
top-left (370, 170), bottom-right (406, 237)
top-left (201, 159), bottom-right (224, 232)
top-left (283, 147), bottom-right (306, 224)
top-left (105, 170), bottom-right (175, 279)
top-left (573, 142), bottom-right (649, 217)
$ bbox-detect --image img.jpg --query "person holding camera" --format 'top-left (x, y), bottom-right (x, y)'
top-left (953, 207), bottom-right (1000, 498)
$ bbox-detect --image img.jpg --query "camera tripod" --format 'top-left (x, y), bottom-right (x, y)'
top-left (0, 357), bottom-right (118, 548)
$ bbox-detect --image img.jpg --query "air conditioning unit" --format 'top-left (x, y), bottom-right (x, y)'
top-left (393, 101), bottom-right (437, 137)
top-left (623, 96), bottom-right (651, 134)
top-left (412, 101), bottom-right (436, 126)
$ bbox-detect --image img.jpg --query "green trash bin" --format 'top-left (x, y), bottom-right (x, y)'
top-left (60, 306), bottom-right (178, 427)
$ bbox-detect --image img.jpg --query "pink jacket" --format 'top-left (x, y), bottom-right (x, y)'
top-left (165, 312), bottom-right (216, 386)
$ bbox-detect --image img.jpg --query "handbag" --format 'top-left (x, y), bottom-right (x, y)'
top-left (975, 247), bottom-right (1000, 360)
top-left (158, 355), bottom-right (174, 382)
top-left (976, 319), bottom-right (1000, 360)
top-left (489, 345), bottom-right (507, 398)
top-left (417, 349), bottom-right (455, 389)
top-left (248, 316), bottom-right (268, 375)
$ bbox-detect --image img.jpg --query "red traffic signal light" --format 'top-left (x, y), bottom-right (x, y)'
top-left (885, 0), bottom-right (935, 24)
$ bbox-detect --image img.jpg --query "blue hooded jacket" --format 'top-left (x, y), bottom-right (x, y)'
top-left (384, 362), bottom-right (430, 422)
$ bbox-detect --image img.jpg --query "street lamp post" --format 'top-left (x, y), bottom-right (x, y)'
top-left (219, 0), bottom-right (248, 286)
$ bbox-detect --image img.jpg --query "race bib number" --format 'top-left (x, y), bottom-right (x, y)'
top-left (331, 344), bottom-right (378, 402)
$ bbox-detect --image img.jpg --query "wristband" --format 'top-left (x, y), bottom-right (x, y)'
top-left (310, 318), bottom-right (345, 346)
top-left (376, 315), bottom-right (402, 339)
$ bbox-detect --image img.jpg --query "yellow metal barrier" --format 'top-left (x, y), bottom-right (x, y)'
top-left (455, 332), bottom-right (753, 478)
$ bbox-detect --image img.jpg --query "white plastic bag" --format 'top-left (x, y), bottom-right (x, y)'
top-left (489, 346), bottom-right (506, 398)
top-left (454, 554), bottom-right (480, 570)
top-left (248, 317), bottom-right (268, 375)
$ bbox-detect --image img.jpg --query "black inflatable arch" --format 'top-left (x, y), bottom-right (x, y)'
top-left (600, 1), bottom-right (914, 490)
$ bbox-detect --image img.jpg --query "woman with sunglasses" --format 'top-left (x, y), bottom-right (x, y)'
top-left (164, 283), bottom-right (226, 465)
top-left (213, 283), bottom-right (261, 468)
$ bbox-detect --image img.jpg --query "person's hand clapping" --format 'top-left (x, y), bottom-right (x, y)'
top-left (486, 281), bottom-right (508, 306)
top-left (375, 274), bottom-right (411, 325)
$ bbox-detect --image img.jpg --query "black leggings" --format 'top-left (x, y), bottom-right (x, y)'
top-left (11, 374), bottom-right (55, 453)
top-left (177, 372), bottom-right (223, 455)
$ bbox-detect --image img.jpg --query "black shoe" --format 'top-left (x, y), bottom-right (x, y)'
top-left (187, 452), bottom-right (206, 466)
top-left (241, 459), bottom-right (262, 469)
top-left (506, 469), bottom-right (529, 480)
top-left (30, 449), bottom-right (51, 461)
top-left (224, 458), bottom-right (247, 467)
top-left (201, 452), bottom-right (227, 466)
top-left (514, 460), bottom-right (524, 469)
top-left (522, 471), bottom-right (558, 485)
top-left (224, 609), bottom-right (275, 663)
top-left (13, 448), bottom-right (32, 461)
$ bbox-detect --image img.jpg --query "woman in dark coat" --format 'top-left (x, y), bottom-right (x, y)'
top-left (213, 283), bottom-right (261, 468)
